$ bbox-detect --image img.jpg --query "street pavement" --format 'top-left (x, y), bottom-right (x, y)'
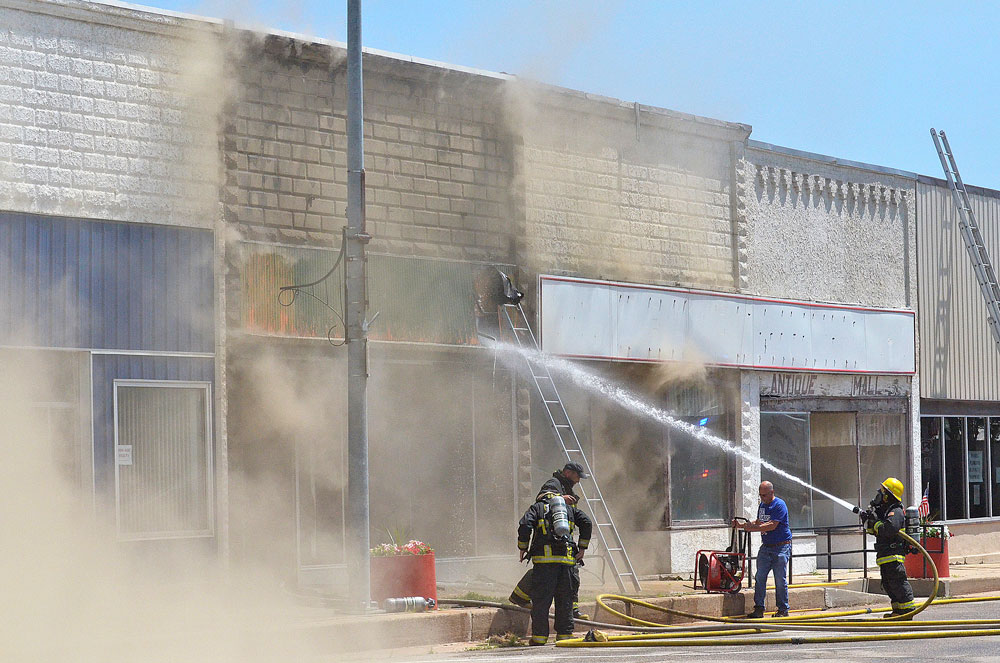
top-left (354, 601), bottom-right (1000, 663)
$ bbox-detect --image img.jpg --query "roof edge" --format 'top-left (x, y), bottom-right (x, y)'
top-left (748, 140), bottom-right (919, 181)
top-left (68, 0), bottom-right (749, 137)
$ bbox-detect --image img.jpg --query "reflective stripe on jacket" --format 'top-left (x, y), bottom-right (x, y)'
top-left (517, 500), bottom-right (593, 565)
top-left (873, 502), bottom-right (908, 562)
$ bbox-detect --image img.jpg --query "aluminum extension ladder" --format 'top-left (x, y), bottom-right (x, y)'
top-left (500, 303), bottom-right (642, 593)
top-left (931, 129), bottom-right (1000, 356)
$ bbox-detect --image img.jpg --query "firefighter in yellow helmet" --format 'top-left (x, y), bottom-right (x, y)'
top-left (862, 477), bottom-right (915, 618)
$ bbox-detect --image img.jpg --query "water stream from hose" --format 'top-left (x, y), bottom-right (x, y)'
top-left (497, 343), bottom-right (858, 514)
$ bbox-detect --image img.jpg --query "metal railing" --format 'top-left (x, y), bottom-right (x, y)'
top-left (745, 524), bottom-right (947, 588)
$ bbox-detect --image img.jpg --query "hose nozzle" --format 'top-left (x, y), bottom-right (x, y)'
top-left (852, 505), bottom-right (861, 514)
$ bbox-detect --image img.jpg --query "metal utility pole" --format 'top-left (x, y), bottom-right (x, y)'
top-left (346, 0), bottom-right (372, 612)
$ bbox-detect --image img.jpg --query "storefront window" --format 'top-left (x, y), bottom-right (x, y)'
top-left (669, 415), bottom-right (728, 521)
top-left (589, 367), bottom-right (734, 529)
top-left (859, 414), bottom-right (905, 504)
top-left (369, 360), bottom-right (515, 558)
top-left (809, 412), bottom-right (859, 528)
top-left (806, 413), bottom-right (905, 527)
top-left (921, 415), bottom-right (1000, 522)
top-left (944, 417), bottom-right (967, 520)
top-left (761, 412), bottom-right (813, 529)
top-left (920, 417), bottom-right (943, 521)
top-left (968, 417), bottom-right (990, 519)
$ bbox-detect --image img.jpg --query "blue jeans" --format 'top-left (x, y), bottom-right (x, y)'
top-left (754, 543), bottom-right (790, 611)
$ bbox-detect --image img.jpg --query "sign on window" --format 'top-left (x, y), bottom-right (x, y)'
top-left (115, 445), bottom-right (132, 466)
top-left (969, 451), bottom-right (984, 484)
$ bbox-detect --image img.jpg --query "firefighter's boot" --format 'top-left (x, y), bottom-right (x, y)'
top-left (883, 610), bottom-right (914, 620)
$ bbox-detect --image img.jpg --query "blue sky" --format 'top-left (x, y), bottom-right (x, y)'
top-left (139, 0), bottom-right (1000, 189)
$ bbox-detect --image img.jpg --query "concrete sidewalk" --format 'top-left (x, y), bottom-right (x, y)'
top-left (281, 562), bottom-right (1000, 653)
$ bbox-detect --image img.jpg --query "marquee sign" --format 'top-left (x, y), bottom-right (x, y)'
top-left (539, 275), bottom-right (915, 374)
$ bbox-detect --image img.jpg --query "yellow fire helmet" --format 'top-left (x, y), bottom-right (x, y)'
top-left (881, 477), bottom-right (904, 502)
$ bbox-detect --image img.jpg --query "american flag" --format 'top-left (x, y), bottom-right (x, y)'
top-left (918, 484), bottom-right (931, 519)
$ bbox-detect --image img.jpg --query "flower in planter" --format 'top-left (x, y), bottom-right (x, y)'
top-left (922, 525), bottom-right (953, 539)
top-left (370, 542), bottom-right (402, 557)
top-left (918, 510), bottom-right (953, 539)
top-left (370, 540), bottom-right (434, 556)
top-left (401, 540), bottom-right (434, 555)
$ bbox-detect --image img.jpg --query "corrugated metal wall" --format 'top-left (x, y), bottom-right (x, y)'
top-left (0, 212), bottom-right (214, 353)
top-left (918, 180), bottom-right (1000, 400)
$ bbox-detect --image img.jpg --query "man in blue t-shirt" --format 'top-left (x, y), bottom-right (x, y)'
top-left (733, 480), bottom-right (792, 618)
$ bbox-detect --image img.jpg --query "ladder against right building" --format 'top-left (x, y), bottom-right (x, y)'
top-left (931, 129), bottom-right (1000, 356)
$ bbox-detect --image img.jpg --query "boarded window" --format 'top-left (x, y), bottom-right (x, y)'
top-left (116, 384), bottom-right (212, 539)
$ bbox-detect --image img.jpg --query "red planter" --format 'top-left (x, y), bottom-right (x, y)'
top-left (904, 537), bottom-right (950, 579)
top-left (370, 552), bottom-right (437, 607)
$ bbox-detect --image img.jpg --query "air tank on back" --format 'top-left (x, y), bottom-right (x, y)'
top-left (904, 505), bottom-right (920, 536)
top-left (548, 494), bottom-right (571, 539)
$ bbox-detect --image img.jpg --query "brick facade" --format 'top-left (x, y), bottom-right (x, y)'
top-left (0, 2), bottom-right (221, 228)
top-left (512, 87), bottom-right (748, 291)
top-left (224, 34), bottom-right (516, 263)
top-left (222, 34), bottom-right (752, 297)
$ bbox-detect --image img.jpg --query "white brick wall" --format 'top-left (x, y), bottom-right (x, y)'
top-left (0, 3), bottom-right (222, 228)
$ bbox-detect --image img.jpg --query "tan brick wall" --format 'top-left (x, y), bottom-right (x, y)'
top-left (224, 35), bottom-right (515, 262)
top-left (510, 87), bottom-right (746, 291)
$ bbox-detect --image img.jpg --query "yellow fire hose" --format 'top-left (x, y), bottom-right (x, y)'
top-left (556, 532), bottom-right (1000, 647)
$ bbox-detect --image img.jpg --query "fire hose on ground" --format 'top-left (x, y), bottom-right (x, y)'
top-left (445, 532), bottom-right (1000, 647)
top-left (555, 532), bottom-right (1000, 647)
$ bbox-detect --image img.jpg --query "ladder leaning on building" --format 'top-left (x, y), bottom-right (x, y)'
top-left (500, 303), bottom-right (642, 593)
top-left (931, 128), bottom-right (1000, 356)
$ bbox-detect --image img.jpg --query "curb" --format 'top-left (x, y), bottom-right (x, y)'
top-left (294, 578), bottom-right (1000, 652)
top-left (590, 587), bottom-right (825, 625)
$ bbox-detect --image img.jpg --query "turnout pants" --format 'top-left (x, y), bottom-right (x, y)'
top-left (879, 560), bottom-right (915, 613)
top-left (510, 564), bottom-right (581, 610)
top-left (529, 563), bottom-right (574, 644)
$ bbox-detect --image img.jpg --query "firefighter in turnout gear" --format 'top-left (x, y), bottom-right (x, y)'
top-left (509, 463), bottom-right (590, 619)
top-left (864, 477), bottom-right (916, 619)
top-left (517, 493), bottom-right (592, 645)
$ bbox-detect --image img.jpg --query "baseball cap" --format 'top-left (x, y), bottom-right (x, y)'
top-left (564, 462), bottom-right (589, 479)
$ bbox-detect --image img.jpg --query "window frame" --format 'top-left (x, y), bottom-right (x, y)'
top-left (113, 379), bottom-right (214, 541)
top-left (666, 411), bottom-right (734, 528)
top-left (920, 414), bottom-right (999, 524)
top-left (759, 410), bottom-right (814, 531)
top-left (966, 416), bottom-right (990, 518)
